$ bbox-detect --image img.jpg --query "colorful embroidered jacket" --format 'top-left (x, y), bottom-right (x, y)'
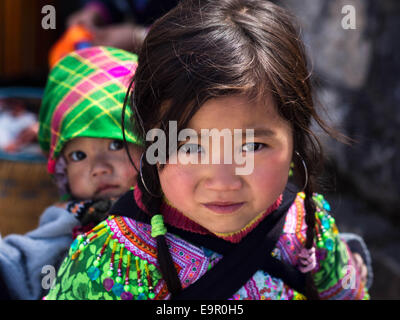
top-left (45, 192), bottom-right (369, 300)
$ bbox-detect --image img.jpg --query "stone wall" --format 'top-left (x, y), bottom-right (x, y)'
top-left (276, 0), bottom-right (400, 299)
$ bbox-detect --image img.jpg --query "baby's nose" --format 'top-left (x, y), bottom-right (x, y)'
top-left (91, 160), bottom-right (113, 177)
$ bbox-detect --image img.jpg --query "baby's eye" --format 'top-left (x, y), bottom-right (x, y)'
top-left (109, 140), bottom-right (124, 151)
top-left (241, 142), bottom-right (265, 152)
top-left (69, 151), bottom-right (86, 162)
top-left (179, 143), bottom-right (204, 155)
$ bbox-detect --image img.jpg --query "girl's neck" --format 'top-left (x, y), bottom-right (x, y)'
top-left (133, 187), bottom-right (282, 243)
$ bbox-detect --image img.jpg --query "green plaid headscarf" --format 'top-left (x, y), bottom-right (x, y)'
top-left (38, 46), bottom-right (140, 174)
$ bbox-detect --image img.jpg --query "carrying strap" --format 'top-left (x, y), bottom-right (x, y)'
top-left (110, 185), bottom-right (306, 299)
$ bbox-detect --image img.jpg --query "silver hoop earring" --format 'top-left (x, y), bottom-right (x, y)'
top-left (294, 151), bottom-right (308, 191)
top-left (139, 152), bottom-right (161, 198)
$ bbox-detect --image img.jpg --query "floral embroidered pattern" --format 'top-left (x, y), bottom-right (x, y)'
top-left (45, 193), bottom-right (369, 300)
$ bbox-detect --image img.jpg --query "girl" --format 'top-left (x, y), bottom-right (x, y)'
top-left (45, 0), bottom-right (370, 300)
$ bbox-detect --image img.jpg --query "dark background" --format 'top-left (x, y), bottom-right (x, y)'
top-left (277, 0), bottom-right (400, 300)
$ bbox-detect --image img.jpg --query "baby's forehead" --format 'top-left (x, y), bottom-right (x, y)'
top-left (62, 137), bottom-right (113, 151)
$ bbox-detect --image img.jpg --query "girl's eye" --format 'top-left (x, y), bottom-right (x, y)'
top-left (69, 151), bottom-right (86, 162)
top-left (109, 140), bottom-right (124, 151)
top-left (179, 143), bottom-right (204, 155)
top-left (242, 142), bottom-right (265, 153)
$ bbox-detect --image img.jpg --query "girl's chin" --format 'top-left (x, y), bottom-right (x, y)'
top-left (200, 219), bottom-right (250, 235)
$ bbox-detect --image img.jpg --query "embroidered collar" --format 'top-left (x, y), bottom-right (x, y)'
top-left (109, 184), bottom-right (305, 298)
top-left (133, 186), bottom-right (282, 243)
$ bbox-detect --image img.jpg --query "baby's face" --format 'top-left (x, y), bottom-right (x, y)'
top-left (63, 137), bottom-right (141, 200)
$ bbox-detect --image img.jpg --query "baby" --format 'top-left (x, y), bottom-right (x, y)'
top-left (0, 46), bottom-right (142, 299)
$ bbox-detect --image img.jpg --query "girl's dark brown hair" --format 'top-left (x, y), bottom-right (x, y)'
top-left (124, 0), bottom-right (345, 299)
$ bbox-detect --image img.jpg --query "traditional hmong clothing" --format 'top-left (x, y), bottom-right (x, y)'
top-left (44, 185), bottom-right (370, 300)
top-left (0, 46), bottom-right (140, 300)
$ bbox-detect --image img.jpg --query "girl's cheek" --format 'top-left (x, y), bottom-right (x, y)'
top-left (252, 155), bottom-right (290, 189)
top-left (159, 164), bottom-right (197, 205)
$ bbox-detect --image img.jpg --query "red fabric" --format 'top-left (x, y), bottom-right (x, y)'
top-left (72, 223), bottom-right (96, 239)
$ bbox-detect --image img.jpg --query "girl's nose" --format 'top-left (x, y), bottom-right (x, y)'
top-left (204, 164), bottom-right (243, 191)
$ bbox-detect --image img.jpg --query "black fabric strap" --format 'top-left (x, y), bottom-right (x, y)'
top-left (173, 201), bottom-right (288, 299)
top-left (173, 188), bottom-right (306, 299)
top-left (110, 185), bottom-right (306, 299)
top-left (0, 275), bottom-right (11, 300)
top-left (110, 191), bottom-right (149, 222)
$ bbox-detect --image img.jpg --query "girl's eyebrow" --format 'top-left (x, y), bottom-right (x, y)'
top-left (183, 127), bottom-right (276, 138)
top-left (241, 128), bottom-right (276, 138)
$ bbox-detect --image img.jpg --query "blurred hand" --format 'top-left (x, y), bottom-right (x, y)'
top-left (353, 252), bottom-right (368, 286)
top-left (67, 5), bottom-right (105, 29)
top-left (3, 121), bottom-right (39, 153)
top-left (91, 23), bottom-right (147, 53)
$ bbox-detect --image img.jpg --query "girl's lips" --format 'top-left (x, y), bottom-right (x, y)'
top-left (202, 202), bottom-right (244, 214)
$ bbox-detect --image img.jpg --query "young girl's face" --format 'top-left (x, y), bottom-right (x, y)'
top-left (158, 95), bottom-right (293, 234)
top-left (63, 137), bottom-right (140, 200)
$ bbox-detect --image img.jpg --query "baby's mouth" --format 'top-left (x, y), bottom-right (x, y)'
top-left (95, 184), bottom-right (119, 195)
